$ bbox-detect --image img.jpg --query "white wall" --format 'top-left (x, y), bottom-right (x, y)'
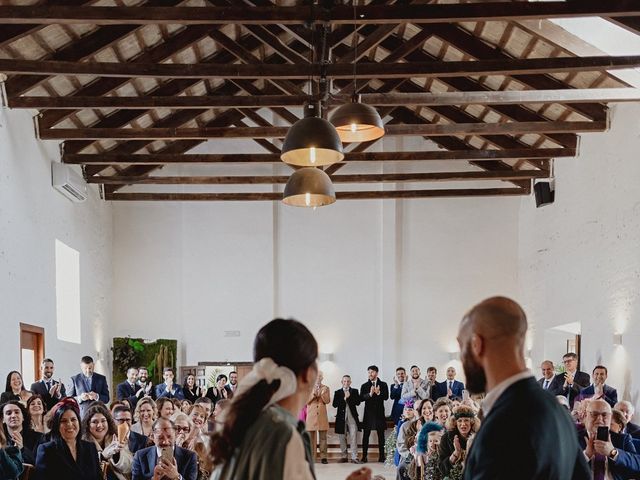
top-left (0, 108), bottom-right (113, 387)
top-left (519, 103), bottom-right (640, 409)
top-left (111, 138), bottom-right (520, 397)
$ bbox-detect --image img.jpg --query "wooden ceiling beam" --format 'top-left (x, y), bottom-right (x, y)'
top-left (2, 2), bottom-right (638, 25)
top-left (104, 188), bottom-right (529, 202)
top-left (64, 148), bottom-right (575, 165)
top-left (89, 170), bottom-right (548, 185)
top-left (41, 121), bottom-right (606, 140)
top-left (17, 87), bottom-right (638, 110)
top-left (3, 55), bottom-right (640, 79)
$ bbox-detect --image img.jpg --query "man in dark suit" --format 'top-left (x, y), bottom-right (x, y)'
top-left (389, 367), bottom-right (406, 424)
top-left (548, 352), bottom-right (590, 408)
top-left (537, 360), bottom-right (555, 391)
top-left (578, 365), bottom-right (618, 408)
top-left (131, 418), bottom-right (198, 480)
top-left (112, 405), bottom-right (150, 454)
top-left (117, 367), bottom-right (144, 409)
top-left (432, 367), bottom-right (465, 400)
top-left (359, 365), bottom-right (388, 463)
top-left (578, 398), bottom-right (640, 480)
top-left (333, 374), bottom-right (361, 464)
top-left (67, 355), bottom-right (110, 417)
top-left (29, 358), bottom-right (66, 411)
top-left (458, 296), bottom-right (590, 480)
top-left (154, 368), bottom-right (185, 400)
top-left (616, 401), bottom-right (640, 439)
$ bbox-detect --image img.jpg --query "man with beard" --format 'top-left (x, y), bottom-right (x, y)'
top-left (389, 367), bottom-right (406, 424)
top-left (458, 296), bottom-right (590, 480)
top-left (137, 366), bottom-right (155, 400)
top-left (360, 365), bottom-right (389, 463)
top-left (29, 358), bottom-right (66, 410)
top-left (228, 371), bottom-right (239, 395)
top-left (401, 366), bottom-right (430, 403)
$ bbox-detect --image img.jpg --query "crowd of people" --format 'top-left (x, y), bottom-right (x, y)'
top-left (1, 298), bottom-right (640, 480)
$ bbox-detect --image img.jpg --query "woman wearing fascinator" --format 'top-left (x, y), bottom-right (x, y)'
top-left (209, 318), bottom-right (371, 480)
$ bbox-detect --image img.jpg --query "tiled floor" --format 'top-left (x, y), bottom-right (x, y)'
top-left (315, 462), bottom-right (394, 480)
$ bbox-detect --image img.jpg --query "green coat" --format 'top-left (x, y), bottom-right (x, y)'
top-left (212, 404), bottom-right (316, 480)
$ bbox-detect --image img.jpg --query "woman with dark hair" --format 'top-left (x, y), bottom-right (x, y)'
top-left (0, 420), bottom-right (23, 479)
top-left (205, 374), bottom-right (231, 405)
top-left (82, 404), bottom-right (132, 480)
top-left (156, 397), bottom-right (175, 420)
top-left (210, 318), bottom-right (371, 480)
top-left (183, 374), bottom-right (203, 403)
top-left (1, 371), bottom-right (32, 404)
top-left (27, 395), bottom-right (48, 434)
top-left (33, 398), bottom-right (102, 479)
top-left (2, 400), bottom-right (43, 465)
top-left (438, 405), bottom-right (480, 480)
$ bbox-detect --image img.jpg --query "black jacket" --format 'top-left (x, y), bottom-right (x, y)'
top-left (360, 380), bottom-right (389, 430)
top-left (548, 370), bottom-right (590, 408)
top-left (116, 381), bottom-right (142, 409)
top-left (577, 429), bottom-right (640, 480)
top-left (4, 426), bottom-right (43, 465)
top-left (332, 388), bottom-right (361, 434)
top-left (30, 380), bottom-right (67, 411)
top-left (34, 439), bottom-right (102, 480)
top-left (463, 376), bottom-right (590, 480)
top-left (128, 430), bottom-right (150, 454)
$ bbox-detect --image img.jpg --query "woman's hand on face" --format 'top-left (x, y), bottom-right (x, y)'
top-left (346, 467), bottom-right (372, 480)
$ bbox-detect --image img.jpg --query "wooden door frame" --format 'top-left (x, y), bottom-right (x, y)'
top-left (19, 323), bottom-right (45, 383)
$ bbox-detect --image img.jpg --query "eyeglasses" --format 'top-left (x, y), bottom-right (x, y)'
top-left (563, 359), bottom-right (576, 364)
top-left (175, 426), bottom-right (191, 433)
top-left (153, 427), bottom-right (175, 434)
top-left (588, 411), bottom-right (611, 420)
top-left (115, 417), bottom-right (132, 424)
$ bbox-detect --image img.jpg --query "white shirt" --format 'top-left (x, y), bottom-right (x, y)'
top-left (482, 370), bottom-right (534, 417)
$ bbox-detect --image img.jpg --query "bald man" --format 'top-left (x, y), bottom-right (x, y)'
top-left (458, 297), bottom-right (590, 480)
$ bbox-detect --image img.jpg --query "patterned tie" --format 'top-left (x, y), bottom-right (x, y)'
top-left (593, 454), bottom-right (606, 480)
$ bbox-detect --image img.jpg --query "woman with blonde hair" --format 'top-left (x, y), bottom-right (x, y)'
top-left (130, 397), bottom-right (156, 438)
top-left (438, 405), bottom-right (480, 479)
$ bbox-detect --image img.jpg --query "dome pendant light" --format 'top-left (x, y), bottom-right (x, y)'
top-left (281, 102), bottom-right (344, 167)
top-left (282, 167), bottom-right (336, 207)
top-left (330, 94), bottom-right (385, 143)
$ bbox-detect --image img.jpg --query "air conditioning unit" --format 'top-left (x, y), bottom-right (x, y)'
top-left (51, 162), bottom-right (87, 202)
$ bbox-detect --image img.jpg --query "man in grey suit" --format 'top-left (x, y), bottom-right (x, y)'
top-left (67, 355), bottom-right (110, 416)
top-left (458, 297), bottom-right (589, 480)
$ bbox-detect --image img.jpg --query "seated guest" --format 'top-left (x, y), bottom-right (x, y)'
top-left (156, 398), bottom-right (175, 421)
top-left (193, 397), bottom-right (213, 433)
top-left (183, 374), bottom-right (203, 404)
top-left (27, 395), bottom-right (48, 434)
top-left (538, 360), bottom-right (555, 391)
top-left (1, 371), bottom-right (32, 404)
top-left (173, 411), bottom-right (211, 479)
top-left (392, 401), bottom-right (415, 466)
top-left (68, 356), bottom-right (110, 417)
top-left (399, 399), bottom-right (434, 480)
top-left (155, 368), bottom-right (184, 400)
top-left (112, 405), bottom-right (149, 454)
top-left (34, 398), bottom-right (102, 480)
top-left (188, 405), bottom-right (209, 444)
top-left (548, 352), bottom-right (590, 409)
top-left (578, 365), bottom-right (618, 408)
top-left (0, 424), bottom-right (23, 480)
top-left (410, 421), bottom-right (444, 480)
top-left (2, 400), bottom-right (43, 465)
top-left (131, 417), bottom-right (198, 480)
top-left (611, 409), bottom-right (628, 435)
top-left (577, 399), bottom-right (640, 479)
top-left (390, 367), bottom-right (406, 424)
top-left (131, 397), bottom-right (157, 439)
top-left (438, 404), bottom-right (479, 479)
top-left (181, 399), bottom-right (193, 414)
top-left (211, 400), bottom-right (228, 433)
top-left (615, 401), bottom-right (640, 439)
top-left (432, 398), bottom-right (451, 428)
top-left (205, 375), bottom-right (231, 405)
top-left (82, 404), bottom-right (132, 480)
top-left (401, 366), bottom-right (431, 403)
top-left (116, 368), bottom-right (143, 409)
top-left (30, 359), bottom-right (66, 411)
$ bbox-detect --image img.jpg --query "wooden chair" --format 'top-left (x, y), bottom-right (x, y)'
top-left (20, 463), bottom-right (34, 480)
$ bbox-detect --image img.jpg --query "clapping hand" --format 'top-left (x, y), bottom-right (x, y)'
top-left (453, 435), bottom-right (463, 456)
top-left (374, 385), bottom-right (380, 395)
top-left (10, 431), bottom-right (23, 449)
top-left (564, 371), bottom-right (575, 387)
top-left (370, 386), bottom-right (376, 396)
top-left (102, 438), bottom-right (121, 460)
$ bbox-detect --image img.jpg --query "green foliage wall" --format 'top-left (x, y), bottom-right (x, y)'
top-left (112, 337), bottom-right (178, 388)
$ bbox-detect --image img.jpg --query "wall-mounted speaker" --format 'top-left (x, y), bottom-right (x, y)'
top-left (534, 181), bottom-right (555, 208)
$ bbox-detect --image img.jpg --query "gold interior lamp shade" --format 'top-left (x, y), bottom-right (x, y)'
top-left (282, 167), bottom-right (336, 208)
top-left (329, 96), bottom-right (385, 143)
top-left (280, 103), bottom-right (344, 167)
